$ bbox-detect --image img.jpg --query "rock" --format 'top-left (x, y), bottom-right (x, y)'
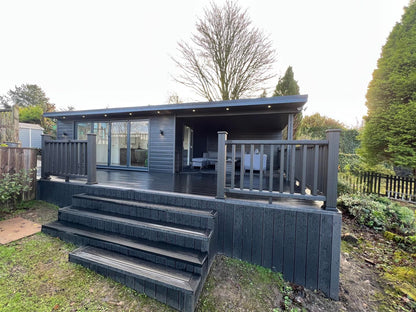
top-left (342, 233), bottom-right (359, 245)
top-left (294, 296), bottom-right (304, 305)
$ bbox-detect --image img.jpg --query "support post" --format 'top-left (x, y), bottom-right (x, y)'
top-left (86, 133), bottom-right (97, 185)
top-left (216, 131), bottom-right (228, 199)
top-left (325, 129), bottom-right (341, 211)
top-left (41, 134), bottom-right (51, 180)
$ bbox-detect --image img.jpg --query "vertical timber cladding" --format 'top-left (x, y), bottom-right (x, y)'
top-left (149, 116), bottom-right (176, 173)
top-left (216, 202), bottom-right (341, 300)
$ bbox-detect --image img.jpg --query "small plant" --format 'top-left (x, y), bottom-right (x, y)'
top-left (0, 169), bottom-right (34, 211)
top-left (338, 194), bottom-right (416, 236)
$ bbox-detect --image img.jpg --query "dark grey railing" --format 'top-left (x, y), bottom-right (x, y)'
top-left (41, 133), bottom-right (97, 184)
top-left (216, 130), bottom-right (341, 210)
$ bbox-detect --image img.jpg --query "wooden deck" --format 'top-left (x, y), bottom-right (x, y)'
top-left (48, 169), bottom-right (323, 210)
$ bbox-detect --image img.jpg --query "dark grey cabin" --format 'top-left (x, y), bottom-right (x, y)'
top-left (44, 95), bottom-right (306, 173)
top-left (40, 95), bottom-right (341, 312)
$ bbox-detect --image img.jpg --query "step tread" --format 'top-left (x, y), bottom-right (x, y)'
top-left (74, 193), bottom-right (216, 217)
top-left (44, 221), bottom-right (207, 265)
top-left (61, 207), bottom-right (212, 240)
top-left (70, 246), bottom-right (200, 292)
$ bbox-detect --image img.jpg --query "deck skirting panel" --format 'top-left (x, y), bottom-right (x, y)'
top-left (37, 179), bottom-right (341, 300)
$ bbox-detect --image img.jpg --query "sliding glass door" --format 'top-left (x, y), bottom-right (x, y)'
top-left (93, 122), bottom-right (109, 165)
top-left (130, 120), bottom-right (148, 168)
top-left (110, 121), bottom-right (128, 166)
top-left (76, 120), bottom-right (148, 169)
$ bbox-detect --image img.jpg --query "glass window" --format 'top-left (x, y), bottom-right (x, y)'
top-left (110, 121), bottom-right (128, 166)
top-left (76, 122), bottom-right (92, 140)
top-left (130, 120), bottom-right (148, 167)
top-left (93, 122), bottom-right (109, 166)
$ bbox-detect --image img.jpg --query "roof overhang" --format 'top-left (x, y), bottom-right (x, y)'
top-left (44, 95), bottom-right (308, 121)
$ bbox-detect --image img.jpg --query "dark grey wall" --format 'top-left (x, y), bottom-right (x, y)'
top-left (38, 180), bottom-right (340, 300)
top-left (149, 116), bottom-right (176, 173)
top-left (57, 120), bottom-right (75, 139)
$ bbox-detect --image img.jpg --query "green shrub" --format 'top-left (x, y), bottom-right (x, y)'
top-left (338, 194), bottom-right (416, 235)
top-left (0, 170), bottom-right (33, 211)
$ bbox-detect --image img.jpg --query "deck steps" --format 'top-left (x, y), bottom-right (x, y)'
top-left (70, 246), bottom-right (201, 311)
top-left (42, 221), bottom-right (207, 274)
top-left (42, 192), bottom-right (217, 312)
top-left (72, 193), bottom-right (217, 230)
top-left (58, 206), bottom-right (213, 252)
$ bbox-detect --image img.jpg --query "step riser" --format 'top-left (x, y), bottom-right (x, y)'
top-left (58, 210), bottom-right (212, 252)
top-left (72, 197), bottom-right (215, 230)
top-left (69, 254), bottom-right (196, 312)
top-left (42, 225), bottom-right (205, 275)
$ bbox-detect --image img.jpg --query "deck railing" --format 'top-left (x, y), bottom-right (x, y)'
top-left (41, 133), bottom-right (97, 184)
top-left (216, 129), bottom-right (341, 210)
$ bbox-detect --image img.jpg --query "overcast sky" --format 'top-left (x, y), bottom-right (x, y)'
top-left (0, 0), bottom-right (410, 127)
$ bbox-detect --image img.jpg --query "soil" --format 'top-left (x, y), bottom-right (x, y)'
top-left (199, 215), bottom-right (416, 311)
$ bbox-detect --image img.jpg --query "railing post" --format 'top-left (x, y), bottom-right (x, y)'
top-left (216, 131), bottom-right (228, 199)
top-left (325, 129), bottom-right (341, 211)
top-left (41, 134), bottom-right (51, 180)
top-left (86, 133), bottom-right (97, 185)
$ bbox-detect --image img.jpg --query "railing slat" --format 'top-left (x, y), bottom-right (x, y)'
top-left (279, 145), bottom-right (284, 193)
top-left (249, 144), bottom-right (254, 191)
top-left (313, 145), bottom-right (319, 196)
top-left (269, 144), bottom-right (274, 192)
top-left (259, 144), bottom-right (264, 191)
top-left (240, 144), bottom-right (245, 190)
top-left (290, 144), bottom-right (296, 194)
top-left (301, 145), bottom-right (307, 195)
top-left (231, 144), bottom-right (236, 189)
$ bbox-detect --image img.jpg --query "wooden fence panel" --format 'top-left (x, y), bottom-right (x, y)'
top-left (0, 147), bottom-right (38, 200)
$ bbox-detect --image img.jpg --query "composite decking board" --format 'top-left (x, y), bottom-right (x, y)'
top-left (294, 212), bottom-right (308, 286)
top-left (72, 193), bottom-right (217, 217)
top-left (232, 206), bottom-right (243, 259)
top-left (283, 211), bottom-right (296, 282)
top-left (318, 214), bottom-right (332, 295)
top-left (330, 213), bottom-right (342, 300)
top-left (242, 206), bottom-right (252, 262)
top-left (43, 221), bottom-right (207, 265)
top-left (305, 213), bottom-right (320, 290)
top-left (223, 204), bottom-right (234, 255)
top-left (59, 207), bottom-right (212, 240)
top-left (272, 209), bottom-right (285, 273)
top-left (70, 246), bottom-right (199, 292)
top-left (261, 208), bottom-right (274, 268)
top-left (251, 208), bottom-right (263, 266)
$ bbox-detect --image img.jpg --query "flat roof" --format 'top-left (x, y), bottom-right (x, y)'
top-left (44, 95), bottom-right (307, 120)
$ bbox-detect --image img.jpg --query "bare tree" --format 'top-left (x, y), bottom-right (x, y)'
top-left (173, 1), bottom-right (276, 101)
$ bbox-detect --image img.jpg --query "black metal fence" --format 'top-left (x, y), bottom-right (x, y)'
top-left (339, 171), bottom-right (416, 202)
